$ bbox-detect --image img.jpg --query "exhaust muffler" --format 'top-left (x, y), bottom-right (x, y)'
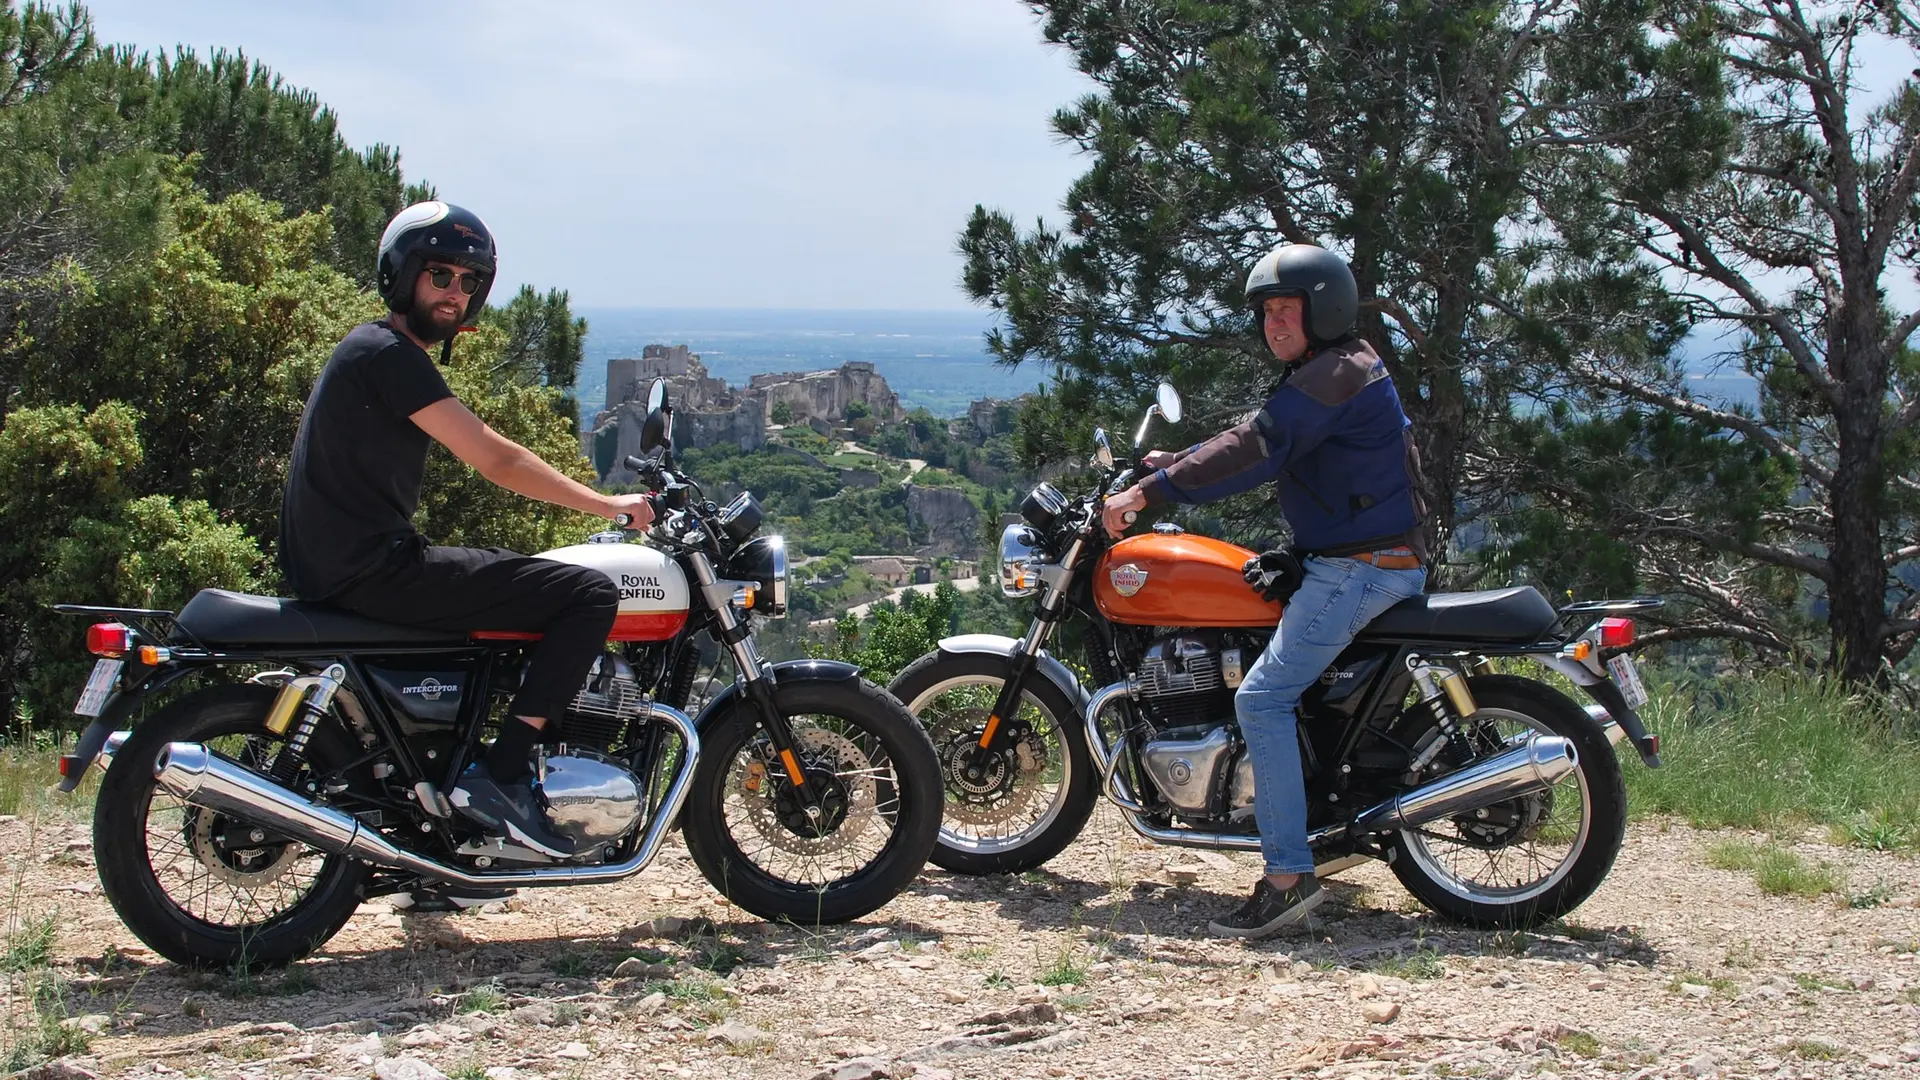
top-left (150, 707), bottom-right (699, 889)
top-left (1351, 734), bottom-right (1577, 834)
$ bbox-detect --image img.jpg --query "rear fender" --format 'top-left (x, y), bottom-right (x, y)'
top-left (57, 664), bottom-right (199, 791)
top-left (692, 659), bottom-right (863, 734)
top-left (935, 634), bottom-right (1089, 715)
top-left (1533, 655), bottom-right (1661, 768)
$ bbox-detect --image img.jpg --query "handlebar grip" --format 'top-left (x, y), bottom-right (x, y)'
top-left (624, 455), bottom-right (649, 472)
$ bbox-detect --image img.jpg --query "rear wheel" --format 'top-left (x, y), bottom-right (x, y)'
top-left (1387, 675), bottom-right (1626, 928)
top-left (94, 684), bottom-right (367, 968)
top-left (681, 678), bottom-right (940, 924)
top-left (890, 651), bottom-right (1096, 875)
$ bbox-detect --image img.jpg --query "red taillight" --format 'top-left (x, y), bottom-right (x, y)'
top-left (1598, 618), bottom-right (1635, 649)
top-left (87, 622), bottom-right (134, 658)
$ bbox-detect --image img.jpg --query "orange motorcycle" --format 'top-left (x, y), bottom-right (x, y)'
top-left (891, 384), bottom-right (1661, 927)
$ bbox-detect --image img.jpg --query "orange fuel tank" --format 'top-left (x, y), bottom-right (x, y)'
top-left (1093, 533), bottom-right (1283, 627)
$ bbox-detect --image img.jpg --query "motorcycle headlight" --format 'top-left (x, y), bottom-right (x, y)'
top-left (1000, 524), bottom-right (1046, 598)
top-left (724, 535), bottom-right (788, 617)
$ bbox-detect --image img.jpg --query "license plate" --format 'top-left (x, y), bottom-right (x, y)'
top-left (72, 659), bottom-right (123, 718)
top-left (1607, 654), bottom-right (1649, 709)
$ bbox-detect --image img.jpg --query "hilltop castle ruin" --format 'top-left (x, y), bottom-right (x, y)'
top-left (589, 345), bottom-right (905, 485)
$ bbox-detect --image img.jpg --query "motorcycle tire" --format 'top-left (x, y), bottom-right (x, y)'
top-left (889, 651), bottom-right (1097, 876)
top-left (94, 683), bottom-right (367, 969)
top-left (1386, 675), bottom-right (1627, 929)
top-left (681, 677), bottom-right (940, 924)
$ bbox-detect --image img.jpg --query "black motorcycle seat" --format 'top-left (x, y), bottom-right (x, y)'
top-left (172, 588), bottom-right (469, 648)
top-left (1360, 586), bottom-right (1560, 643)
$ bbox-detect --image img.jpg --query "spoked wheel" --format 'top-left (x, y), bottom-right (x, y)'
top-left (1388, 675), bottom-right (1627, 928)
top-left (681, 679), bottom-right (940, 924)
top-left (889, 651), bottom-right (1095, 875)
top-left (94, 684), bottom-right (367, 968)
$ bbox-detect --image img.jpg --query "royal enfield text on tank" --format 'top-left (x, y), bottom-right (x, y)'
top-left (891, 383), bottom-right (1662, 928)
top-left (55, 379), bottom-right (941, 968)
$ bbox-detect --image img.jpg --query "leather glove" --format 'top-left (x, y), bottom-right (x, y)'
top-left (1241, 548), bottom-right (1305, 604)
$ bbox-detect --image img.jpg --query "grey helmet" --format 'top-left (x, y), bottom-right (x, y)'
top-left (1244, 242), bottom-right (1357, 346)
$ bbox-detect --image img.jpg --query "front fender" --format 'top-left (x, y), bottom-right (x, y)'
top-left (934, 634), bottom-right (1090, 714)
top-left (692, 659), bottom-right (863, 733)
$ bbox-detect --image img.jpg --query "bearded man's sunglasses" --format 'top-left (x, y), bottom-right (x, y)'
top-left (425, 267), bottom-right (484, 295)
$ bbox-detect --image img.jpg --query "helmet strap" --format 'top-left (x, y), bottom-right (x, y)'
top-left (439, 338), bottom-right (453, 366)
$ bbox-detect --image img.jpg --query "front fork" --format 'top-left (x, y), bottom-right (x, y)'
top-left (978, 529), bottom-right (1084, 756)
top-left (696, 552), bottom-right (818, 797)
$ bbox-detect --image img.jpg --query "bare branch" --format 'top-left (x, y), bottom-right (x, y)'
top-left (1885, 307), bottom-right (1920, 360)
top-left (1361, 297), bottom-right (1431, 352)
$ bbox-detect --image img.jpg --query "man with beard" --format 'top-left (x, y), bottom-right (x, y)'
top-left (279, 202), bottom-right (654, 896)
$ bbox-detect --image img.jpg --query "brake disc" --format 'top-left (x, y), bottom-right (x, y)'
top-left (184, 807), bottom-right (305, 889)
top-left (929, 708), bottom-right (1047, 827)
top-left (736, 726), bottom-right (878, 857)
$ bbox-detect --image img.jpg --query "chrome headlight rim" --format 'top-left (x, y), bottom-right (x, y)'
top-left (1000, 523), bottom-right (1046, 598)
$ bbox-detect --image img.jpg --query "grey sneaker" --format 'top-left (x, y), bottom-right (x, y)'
top-left (449, 762), bottom-right (576, 859)
top-left (1207, 875), bottom-right (1327, 939)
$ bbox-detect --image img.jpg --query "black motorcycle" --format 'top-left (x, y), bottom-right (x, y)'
top-left (891, 383), bottom-right (1661, 927)
top-left (56, 378), bottom-right (941, 967)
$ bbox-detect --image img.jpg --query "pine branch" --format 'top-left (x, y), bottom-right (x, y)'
top-left (1566, 357), bottom-right (1834, 487)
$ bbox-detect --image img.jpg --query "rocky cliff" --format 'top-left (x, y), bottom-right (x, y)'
top-left (906, 484), bottom-right (980, 558)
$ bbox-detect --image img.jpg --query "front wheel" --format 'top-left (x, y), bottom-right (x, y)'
top-left (889, 651), bottom-right (1097, 875)
top-left (94, 683), bottom-right (367, 968)
top-left (1387, 675), bottom-right (1628, 929)
top-left (681, 678), bottom-right (941, 924)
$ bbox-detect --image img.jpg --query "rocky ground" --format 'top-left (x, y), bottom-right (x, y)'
top-left (4, 803), bottom-right (1919, 1080)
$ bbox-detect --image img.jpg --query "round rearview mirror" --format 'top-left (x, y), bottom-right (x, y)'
top-left (1092, 428), bottom-right (1114, 469)
top-left (1156, 382), bottom-right (1183, 424)
top-left (640, 379), bottom-right (675, 454)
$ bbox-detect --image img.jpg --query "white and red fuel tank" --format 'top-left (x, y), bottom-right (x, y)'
top-left (536, 542), bottom-right (690, 641)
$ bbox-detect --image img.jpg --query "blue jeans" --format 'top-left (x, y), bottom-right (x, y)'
top-left (1234, 554), bottom-right (1427, 875)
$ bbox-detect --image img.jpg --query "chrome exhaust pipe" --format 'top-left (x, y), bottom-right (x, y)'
top-left (1351, 734), bottom-right (1577, 834)
top-left (151, 705), bottom-right (701, 889)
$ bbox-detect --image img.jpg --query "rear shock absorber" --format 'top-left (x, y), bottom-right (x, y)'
top-left (1405, 656), bottom-right (1478, 771)
top-left (267, 664), bottom-right (347, 785)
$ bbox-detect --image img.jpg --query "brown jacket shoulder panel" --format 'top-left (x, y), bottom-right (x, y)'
top-left (1286, 339), bottom-right (1385, 407)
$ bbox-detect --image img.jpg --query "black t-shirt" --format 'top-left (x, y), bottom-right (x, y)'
top-left (279, 320), bottom-right (455, 599)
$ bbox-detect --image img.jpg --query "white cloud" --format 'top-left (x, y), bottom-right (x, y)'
top-left (80, 0), bottom-right (1093, 309)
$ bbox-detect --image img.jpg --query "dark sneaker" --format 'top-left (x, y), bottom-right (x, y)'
top-left (449, 763), bottom-right (576, 859)
top-left (1207, 875), bottom-right (1327, 940)
top-left (393, 884), bottom-right (517, 914)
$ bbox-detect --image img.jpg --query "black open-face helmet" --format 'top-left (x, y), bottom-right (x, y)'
top-left (1244, 242), bottom-right (1357, 347)
top-left (376, 201), bottom-right (496, 323)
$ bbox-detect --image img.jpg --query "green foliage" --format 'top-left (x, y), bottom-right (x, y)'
top-left (1704, 839), bottom-right (1844, 899)
top-left (822, 583), bottom-right (963, 684)
top-left (1622, 671), bottom-right (1920, 849)
top-left (0, 2), bottom-right (598, 720)
top-left (769, 399), bottom-right (793, 426)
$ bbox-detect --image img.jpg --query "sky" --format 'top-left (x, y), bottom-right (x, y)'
top-left (76, 1), bottom-right (1095, 311)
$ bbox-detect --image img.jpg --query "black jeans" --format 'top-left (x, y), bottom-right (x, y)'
top-left (333, 542), bottom-right (619, 723)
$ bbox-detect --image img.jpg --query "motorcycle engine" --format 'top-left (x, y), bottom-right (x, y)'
top-left (1133, 631), bottom-right (1261, 820)
top-left (562, 654), bottom-right (652, 749)
top-left (1136, 632), bottom-right (1247, 727)
top-left (536, 748), bottom-right (643, 848)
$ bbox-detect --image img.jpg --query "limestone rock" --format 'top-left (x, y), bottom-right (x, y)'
top-left (1362, 1001), bottom-right (1401, 1024)
top-left (807, 1058), bottom-right (892, 1080)
top-left (374, 1058), bottom-right (451, 1080)
top-left (707, 1020), bottom-right (770, 1046)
